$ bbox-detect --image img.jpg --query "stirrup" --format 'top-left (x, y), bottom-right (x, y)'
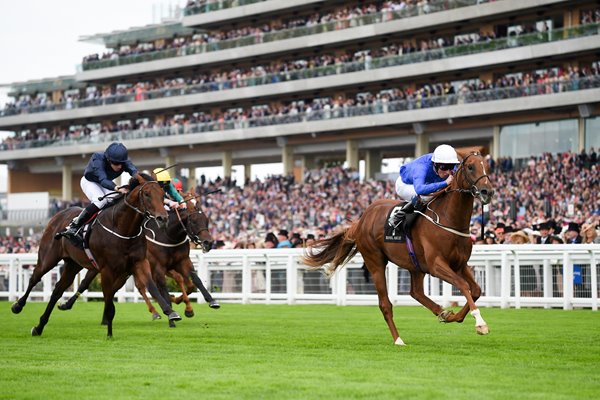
top-left (388, 210), bottom-right (404, 227)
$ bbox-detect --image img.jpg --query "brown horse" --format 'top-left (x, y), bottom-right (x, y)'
top-left (11, 173), bottom-right (179, 338)
top-left (58, 194), bottom-right (217, 326)
top-left (302, 149), bottom-right (494, 345)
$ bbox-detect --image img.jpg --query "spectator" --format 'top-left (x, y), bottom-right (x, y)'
top-left (536, 221), bottom-right (552, 244)
top-left (580, 222), bottom-right (600, 244)
top-left (483, 231), bottom-right (497, 244)
top-left (263, 232), bottom-right (278, 248)
top-left (494, 223), bottom-right (506, 244)
top-left (564, 222), bottom-right (582, 244)
top-left (276, 230), bottom-right (292, 248)
top-left (509, 231), bottom-right (531, 244)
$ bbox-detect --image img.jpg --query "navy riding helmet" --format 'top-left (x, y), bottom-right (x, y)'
top-left (105, 142), bottom-right (129, 163)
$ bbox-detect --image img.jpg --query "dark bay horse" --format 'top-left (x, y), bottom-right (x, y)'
top-left (58, 194), bottom-right (217, 326)
top-left (11, 173), bottom-right (180, 338)
top-left (302, 149), bottom-right (494, 345)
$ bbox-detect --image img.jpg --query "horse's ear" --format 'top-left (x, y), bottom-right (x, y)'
top-left (456, 146), bottom-right (484, 161)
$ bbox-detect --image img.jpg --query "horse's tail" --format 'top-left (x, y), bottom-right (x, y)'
top-left (302, 225), bottom-right (358, 278)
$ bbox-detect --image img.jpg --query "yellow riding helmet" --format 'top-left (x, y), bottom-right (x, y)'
top-left (153, 168), bottom-right (171, 182)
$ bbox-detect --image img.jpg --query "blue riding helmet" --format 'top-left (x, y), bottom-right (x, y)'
top-left (105, 142), bottom-right (129, 163)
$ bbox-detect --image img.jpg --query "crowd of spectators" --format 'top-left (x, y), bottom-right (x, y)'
top-left (0, 148), bottom-right (598, 254)
top-left (3, 64), bottom-right (600, 151)
top-left (82, 0), bottom-right (449, 67)
top-left (6, 12), bottom-right (597, 119)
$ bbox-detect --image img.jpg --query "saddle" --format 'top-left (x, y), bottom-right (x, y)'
top-left (384, 202), bottom-right (419, 243)
top-left (64, 216), bottom-right (97, 250)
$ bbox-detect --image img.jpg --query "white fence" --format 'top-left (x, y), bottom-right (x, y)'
top-left (1, 244), bottom-right (598, 310)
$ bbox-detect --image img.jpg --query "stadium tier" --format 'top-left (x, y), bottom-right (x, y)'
top-left (0, 0), bottom-right (599, 201)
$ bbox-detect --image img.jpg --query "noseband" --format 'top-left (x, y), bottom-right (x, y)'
top-left (174, 207), bottom-right (210, 246)
top-left (124, 181), bottom-right (162, 221)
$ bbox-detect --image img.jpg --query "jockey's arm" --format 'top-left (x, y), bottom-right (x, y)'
top-left (412, 173), bottom-right (448, 196)
top-left (164, 183), bottom-right (187, 209)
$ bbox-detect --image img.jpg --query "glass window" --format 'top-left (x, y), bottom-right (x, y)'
top-left (500, 119), bottom-right (578, 160)
top-left (585, 117), bottom-right (600, 151)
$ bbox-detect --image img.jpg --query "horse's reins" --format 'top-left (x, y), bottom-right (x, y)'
top-left (144, 206), bottom-right (209, 247)
top-left (96, 181), bottom-right (161, 240)
top-left (415, 152), bottom-right (491, 238)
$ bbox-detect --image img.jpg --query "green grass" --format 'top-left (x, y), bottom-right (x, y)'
top-left (1, 301), bottom-right (598, 400)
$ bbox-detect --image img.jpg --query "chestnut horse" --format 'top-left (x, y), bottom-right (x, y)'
top-left (11, 173), bottom-right (180, 338)
top-left (58, 194), bottom-right (217, 326)
top-left (302, 149), bottom-right (494, 345)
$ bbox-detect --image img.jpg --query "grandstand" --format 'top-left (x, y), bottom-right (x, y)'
top-left (0, 0), bottom-right (599, 223)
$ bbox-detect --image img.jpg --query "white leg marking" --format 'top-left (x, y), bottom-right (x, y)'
top-left (395, 337), bottom-right (406, 346)
top-left (471, 309), bottom-right (487, 327)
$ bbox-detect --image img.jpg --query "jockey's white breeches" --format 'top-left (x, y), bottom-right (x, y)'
top-left (394, 177), bottom-right (432, 203)
top-left (80, 177), bottom-right (117, 208)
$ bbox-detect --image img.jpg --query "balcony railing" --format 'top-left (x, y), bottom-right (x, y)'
top-left (81, 0), bottom-right (489, 71)
top-left (3, 23), bottom-right (598, 119)
top-left (3, 75), bottom-right (599, 152)
top-left (184, 0), bottom-right (266, 16)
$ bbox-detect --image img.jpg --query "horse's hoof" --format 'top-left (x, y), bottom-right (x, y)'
top-left (168, 312), bottom-right (182, 321)
top-left (209, 300), bottom-right (220, 309)
top-left (394, 337), bottom-right (406, 346)
top-left (184, 310), bottom-right (194, 318)
top-left (437, 310), bottom-right (452, 323)
top-left (476, 325), bottom-right (490, 335)
top-left (31, 327), bottom-right (41, 336)
top-left (101, 319), bottom-right (108, 326)
top-left (11, 302), bottom-right (23, 314)
top-left (57, 302), bottom-right (71, 311)
top-left (152, 313), bottom-right (161, 320)
top-left (169, 320), bottom-right (176, 328)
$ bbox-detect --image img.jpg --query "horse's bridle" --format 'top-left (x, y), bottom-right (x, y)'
top-left (417, 151), bottom-right (493, 238)
top-left (143, 206), bottom-right (209, 247)
top-left (174, 207), bottom-right (210, 246)
top-left (123, 181), bottom-right (162, 221)
top-left (450, 151), bottom-right (491, 203)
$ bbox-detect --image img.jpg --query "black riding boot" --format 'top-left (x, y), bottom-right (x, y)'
top-left (55, 203), bottom-right (100, 242)
top-left (388, 200), bottom-right (416, 227)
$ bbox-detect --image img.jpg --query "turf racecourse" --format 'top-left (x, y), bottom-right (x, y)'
top-left (1, 302), bottom-right (598, 400)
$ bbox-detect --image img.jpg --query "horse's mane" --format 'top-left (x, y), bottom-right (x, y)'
top-left (127, 172), bottom-right (155, 190)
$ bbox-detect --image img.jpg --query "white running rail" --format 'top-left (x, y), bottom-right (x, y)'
top-left (1, 244), bottom-right (598, 310)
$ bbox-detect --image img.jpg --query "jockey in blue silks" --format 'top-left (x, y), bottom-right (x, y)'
top-left (389, 144), bottom-right (459, 226)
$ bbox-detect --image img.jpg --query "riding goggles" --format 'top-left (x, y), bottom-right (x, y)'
top-left (435, 163), bottom-right (457, 171)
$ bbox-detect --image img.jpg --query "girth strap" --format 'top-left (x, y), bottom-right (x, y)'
top-left (405, 234), bottom-right (424, 273)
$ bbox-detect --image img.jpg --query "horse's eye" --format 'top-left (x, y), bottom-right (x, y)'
top-left (468, 165), bottom-right (474, 171)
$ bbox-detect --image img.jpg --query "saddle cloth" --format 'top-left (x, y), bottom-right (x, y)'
top-left (384, 203), bottom-right (419, 243)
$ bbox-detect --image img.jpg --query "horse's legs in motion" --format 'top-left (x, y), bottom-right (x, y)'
top-left (168, 270), bottom-right (194, 318)
top-left (362, 253), bottom-right (405, 345)
top-left (408, 270), bottom-right (447, 317)
top-left (134, 275), bottom-right (161, 320)
top-left (443, 266), bottom-right (482, 324)
top-left (57, 269), bottom-right (98, 311)
top-left (11, 251), bottom-right (62, 314)
top-left (190, 271), bottom-right (220, 309)
top-left (133, 260), bottom-right (181, 322)
top-left (32, 260), bottom-right (81, 336)
top-left (430, 262), bottom-right (489, 335)
top-left (153, 273), bottom-right (177, 327)
top-left (101, 270), bottom-right (129, 338)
